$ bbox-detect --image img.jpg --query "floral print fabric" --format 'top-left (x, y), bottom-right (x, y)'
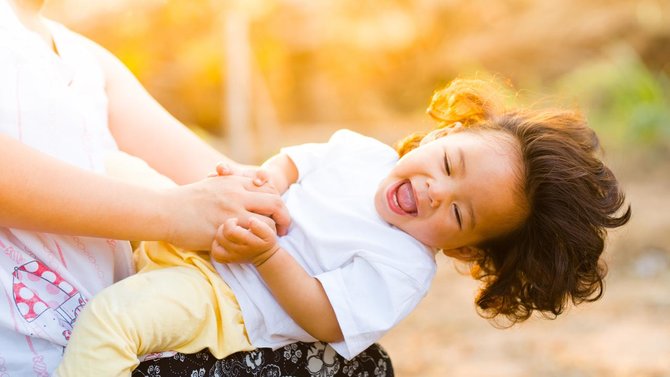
top-left (132, 342), bottom-right (393, 377)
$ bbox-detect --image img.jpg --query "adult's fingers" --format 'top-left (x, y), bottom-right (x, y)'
top-left (245, 192), bottom-right (291, 236)
top-left (207, 175), bottom-right (288, 234)
top-left (216, 162), bottom-right (234, 176)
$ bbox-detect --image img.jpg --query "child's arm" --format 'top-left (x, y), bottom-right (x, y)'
top-left (213, 218), bottom-right (343, 343)
top-left (260, 153), bottom-right (299, 195)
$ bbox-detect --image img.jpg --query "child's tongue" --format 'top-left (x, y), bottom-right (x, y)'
top-left (396, 181), bottom-right (417, 214)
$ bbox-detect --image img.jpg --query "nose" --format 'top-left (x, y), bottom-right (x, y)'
top-left (426, 178), bottom-right (453, 208)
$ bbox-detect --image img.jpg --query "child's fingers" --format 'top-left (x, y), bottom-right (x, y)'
top-left (219, 218), bottom-right (248, 244)
top-left (214, 222), bottom-right (231, 245)
top-left (212, 223), bottom-right (239, 261)
top-left (211, 238), bottom-right (231, 262)
top-left (213, 222), bottom-right (257, 261)
top-left (220, 218), bottom-right (270, 247)
top-left (216, 218), bottom-right (248, 246)
top-left (248, 217), bottom-right (277, 242)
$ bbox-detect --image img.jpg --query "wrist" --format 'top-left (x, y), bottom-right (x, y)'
top-left (253, 244), bottom-right (281, 267)
top-left (152, 186), bottom-right (180, 243)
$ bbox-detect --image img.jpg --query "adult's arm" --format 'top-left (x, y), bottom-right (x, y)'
top-left (83, 39), bottom-right (290, 234)
top-left (0, 133), bottom-right (284, 250)
top-left (0, 133), bottom-right (166, 239)
top-left (88, 40), bottom-right (233, 185)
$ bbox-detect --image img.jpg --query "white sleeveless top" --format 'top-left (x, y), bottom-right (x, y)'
top-left (0, 2), bottom-right (134, 374)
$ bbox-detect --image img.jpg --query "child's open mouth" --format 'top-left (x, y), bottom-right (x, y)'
top-left (387, 180), bottom-right (418, 216)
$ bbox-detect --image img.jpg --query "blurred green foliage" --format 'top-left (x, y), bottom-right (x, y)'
top-left (555, 45), bottom-right (670, 151)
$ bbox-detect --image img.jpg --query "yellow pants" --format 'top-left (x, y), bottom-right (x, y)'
top-left (55, 241), bottom-right (253, 377)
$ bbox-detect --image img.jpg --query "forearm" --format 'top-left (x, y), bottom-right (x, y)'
top-left (212, 219), bottom-right (340, 338)
top-left (256, 248), bottom-right (343, 342)
top-left (0, 134), bottom-right (169, 241)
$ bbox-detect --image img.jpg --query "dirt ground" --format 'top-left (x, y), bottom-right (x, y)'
top-left (379, 159), bottom-right (670, 377)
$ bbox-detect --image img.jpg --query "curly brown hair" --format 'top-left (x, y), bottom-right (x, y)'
top-left (396, 79), bottom-right (631, 324)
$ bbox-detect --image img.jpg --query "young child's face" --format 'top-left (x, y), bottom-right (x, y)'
top-left (374, 130), bottom-right (527, 257)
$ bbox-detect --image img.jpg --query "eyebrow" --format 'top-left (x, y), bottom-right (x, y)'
top-left (458, 147), bottom-right (476, 230)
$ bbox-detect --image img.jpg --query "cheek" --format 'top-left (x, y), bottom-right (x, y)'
top-left (393, 153), bottom-right (422, 174)
top-left (388, 161), bottom-right (407, 177)
top-left (412, 219), bottom-right (449, 247)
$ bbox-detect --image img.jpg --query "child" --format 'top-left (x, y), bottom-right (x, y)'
top-left (56, 79), bottom-right (630, 376)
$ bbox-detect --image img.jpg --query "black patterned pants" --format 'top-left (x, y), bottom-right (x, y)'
top-left (132, 342), bottom-right (393, 377)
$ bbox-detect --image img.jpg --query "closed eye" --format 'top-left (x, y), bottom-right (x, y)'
top-left (453, 204), bottom-right (462, 229)
top-left (443, 152), bottom-right (451, 176)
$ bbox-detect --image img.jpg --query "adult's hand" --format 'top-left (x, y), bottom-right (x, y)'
top-left (211, 162), bottom-right (290, 236)
top-left (162, 175), bottom-right (290, 251)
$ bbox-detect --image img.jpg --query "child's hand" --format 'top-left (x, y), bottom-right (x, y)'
top-left (210, 162), bottom-right (270, 188)
top-left (160, 175), bottom-right (288, 250)
top-left (212, 217), bottom-right (280, 267)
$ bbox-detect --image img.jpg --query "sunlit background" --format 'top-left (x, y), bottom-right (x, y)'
top-left (44, 1), bottom-right (670, 376)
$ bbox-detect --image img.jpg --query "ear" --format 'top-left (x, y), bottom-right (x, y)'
top-left (419, 122), bottom-right (463, 146)
top-left (441, 246), bottom-right (482, 262)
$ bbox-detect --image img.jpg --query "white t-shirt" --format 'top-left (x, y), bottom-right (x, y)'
top-left (0, 3), bottom-right (134, 374)
top-left (215, 130), bottom-right (437, 359)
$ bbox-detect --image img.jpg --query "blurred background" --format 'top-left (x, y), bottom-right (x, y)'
top-left (44, 0), bottom-right (669, 376)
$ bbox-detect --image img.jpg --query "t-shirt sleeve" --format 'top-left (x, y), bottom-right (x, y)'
top-left (314, 255), bottom-right (431, 359)
top-left (280, 129), bottom-right (391, 182)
